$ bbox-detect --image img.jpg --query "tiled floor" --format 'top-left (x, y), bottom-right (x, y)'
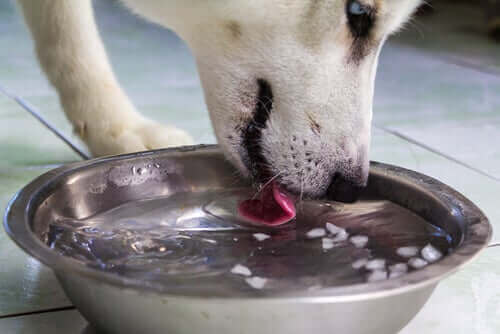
top-left (1, 0), bottom-right (499, 333)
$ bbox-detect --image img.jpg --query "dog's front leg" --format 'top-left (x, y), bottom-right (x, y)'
top-left (17, 0), bottom-right (193, 156)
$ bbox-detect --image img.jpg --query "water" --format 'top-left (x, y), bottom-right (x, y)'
top-left (42, 189), bottom-right (453, 297)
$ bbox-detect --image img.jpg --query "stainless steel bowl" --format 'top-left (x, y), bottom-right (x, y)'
top-left (4, 145), bottom-right (492, 334)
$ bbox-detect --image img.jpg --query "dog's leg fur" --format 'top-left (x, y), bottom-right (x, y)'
top-left (17, 0), bottom-right (193, 156)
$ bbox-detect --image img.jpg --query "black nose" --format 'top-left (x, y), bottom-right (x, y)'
top-left (326, 173), bottom-right (366, 203)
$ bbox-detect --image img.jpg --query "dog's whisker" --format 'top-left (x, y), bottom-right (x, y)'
top-left (251, 171), bottom-right (283, 200)
top-left (299, 172), bottom-right (305, 210)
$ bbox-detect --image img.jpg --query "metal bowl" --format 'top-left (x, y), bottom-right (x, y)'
top-left (4, 145), bottom-right (491, 334)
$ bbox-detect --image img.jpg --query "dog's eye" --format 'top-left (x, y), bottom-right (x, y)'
top-left (346, 0), bottom-right (374, 38)
top-left (348, 1), bottom-right (368, 15)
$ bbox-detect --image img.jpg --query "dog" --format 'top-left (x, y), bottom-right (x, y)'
top-left (17, 0), bottom-right (421, 202)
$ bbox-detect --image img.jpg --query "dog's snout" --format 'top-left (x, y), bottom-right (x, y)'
top-left (326, 172), bottom-right (366, 203)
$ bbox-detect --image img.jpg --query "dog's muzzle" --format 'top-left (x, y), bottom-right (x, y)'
top-left (241, 78), bottom-right (367, 203)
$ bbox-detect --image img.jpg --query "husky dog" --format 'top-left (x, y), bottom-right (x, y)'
top-left (17, 0), bottom-right (421, 201)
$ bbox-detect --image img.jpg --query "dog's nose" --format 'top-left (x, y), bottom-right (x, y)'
top-left (326, 173), bottom-right (366, 203)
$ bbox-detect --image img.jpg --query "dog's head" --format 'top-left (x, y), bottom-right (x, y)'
top-left (169, 0), bottom-right (421, 200)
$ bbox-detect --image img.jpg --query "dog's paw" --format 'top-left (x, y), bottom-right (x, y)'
top-left (83, 118), bottom-right (194, 157)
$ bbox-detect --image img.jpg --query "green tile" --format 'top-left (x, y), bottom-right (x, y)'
top-left (371, 129), bottom-right (500, 244)
top-left (402, 247), bottom-right (500, 334)
top-left (0, 310), bottom-right (87, 334)
top-left (0, 250), bottom-right (497, 334)
top-left (393, 2), bottom-right (500, 72)
top-left (0, 167), bottom-right (71, 316)
top-left (0, 0), bottom-right (499, 330)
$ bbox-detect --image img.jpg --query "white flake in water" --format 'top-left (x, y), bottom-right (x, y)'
top-left (352, 258), bottom-right (368, 269)
top-left (332, 229), bottom-right (349, 242)
top-left (130, 239), bottom-right (157, 254)
top-left (325, 222), bottom-right (343, 235)
top-left (202, 238), bottom-right (217, 245)
top-left (396, 246), bottom-right (419, 258)
top-left (253, 233), bottom-right (271, 242)
top-left (421, 244), bottom-right (443, 263)
top-left (245, 277), bottom-right (267, 289)
top-left (322, 238), bottom-right (335, 250)
top-left (350, 235), bottom-right (369, 248)
top-left (366, 259), bottom-right (386, 271)
top-left (231, 264), bottom-right (252, 277)
top-left (367, 270), bottom-right (388, 282)
top-left (408, 257), bottom-right (428, 269)
top-left (306, 228), bottom-right (326, 239)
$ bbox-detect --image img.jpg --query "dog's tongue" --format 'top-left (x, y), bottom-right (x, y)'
top-left (238, 182), bottom-right (296, 226)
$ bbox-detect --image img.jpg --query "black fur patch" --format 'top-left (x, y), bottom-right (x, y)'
top-left (242, 79), bottom-right (274, 181)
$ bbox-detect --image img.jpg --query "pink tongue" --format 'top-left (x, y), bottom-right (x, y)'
top-left (238, 182), bottom-right (296, 226)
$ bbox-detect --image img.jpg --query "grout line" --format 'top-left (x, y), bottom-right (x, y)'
top-left (0, 84), bottom-right (90, 160)
top-left (0, 306), bottom-right (76, 320)
top-left (438, 54), bottom-right (500, 78)
top-left (374, 124), bottom-right (500, 183)
top-left (392, 43), bottom-right (500, 78)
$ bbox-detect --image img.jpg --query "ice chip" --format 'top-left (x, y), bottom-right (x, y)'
top-left (421, 244), bottom-right (443, 263)
top-left (396, 246), bottom-right (419, 258)
top-left (322, 238), bottom-right (335, 250)
top-left (389, 263), bottom-right (408, 273)
top-left (408, 257), bottom-right (428, 269)
top-left (352, 258), bottom-right (369, 269)
top-left (245, 277), bottom-right (267, 289)
top-left (306, 228), bottom-right (326, 239)
top-left (253, 233), bottom-right (271, 242)
top-left (367, 270), bottom-right (388, 282)
top-left (350, 235), bottom-right (368, 248)
top-left (366, 259), bottom-right (386, 271)
top-left (326, 222), bottom-right (343, 235)
top-left (231, 264), bottom-right (252, 277)
top-left (332, 229), bottom-right (349, 242)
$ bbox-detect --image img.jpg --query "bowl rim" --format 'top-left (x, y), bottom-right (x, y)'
top-left (3, 144), bottom-right (492, 302)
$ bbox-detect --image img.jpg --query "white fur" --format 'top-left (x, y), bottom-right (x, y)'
top-left (17, 0), bottom-right (421, 195)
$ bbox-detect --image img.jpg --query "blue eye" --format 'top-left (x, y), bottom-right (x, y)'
top-left (346, 0), bottom-right (374, 38)
top-left (348, 1), bottom-right (368, 16)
